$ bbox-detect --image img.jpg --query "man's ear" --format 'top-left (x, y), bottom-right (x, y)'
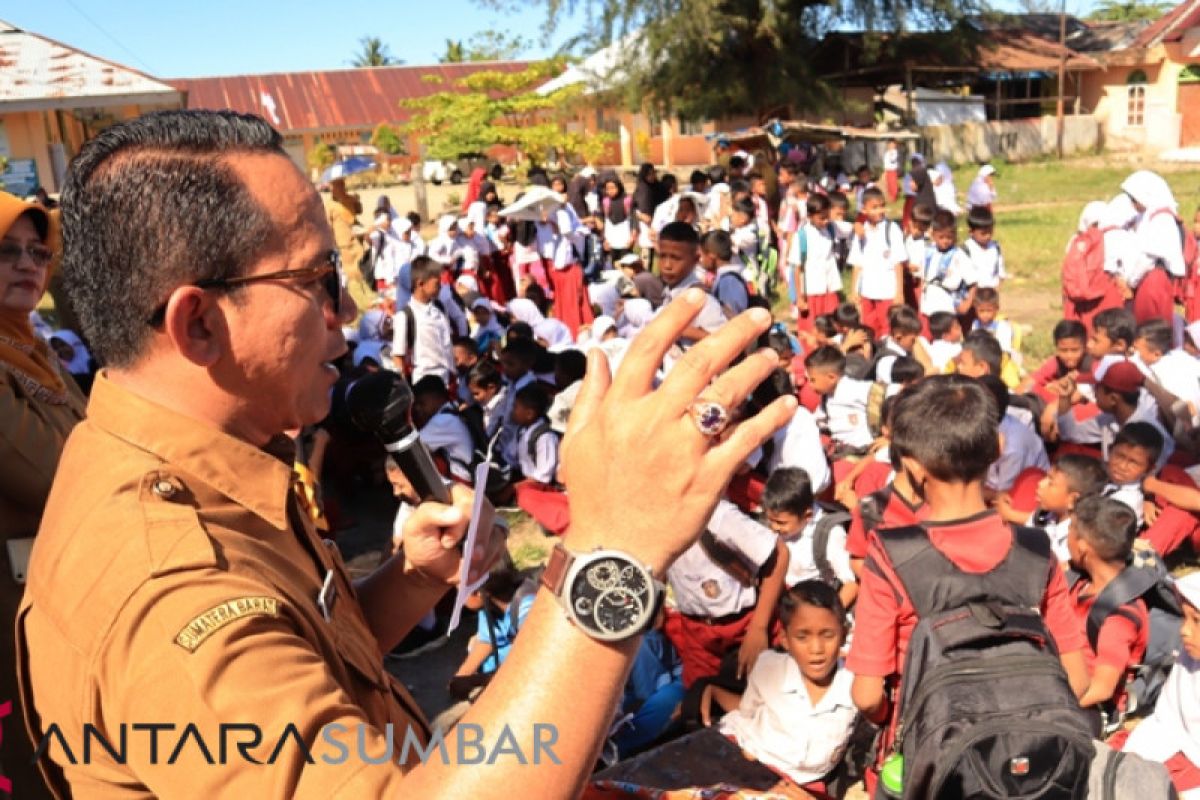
top-left (161, 286), bottom-right (224, 368)
top-left (899, 455), bottom-right (927, 490)
top-left (1066, 491), bottom-right (1080, 512)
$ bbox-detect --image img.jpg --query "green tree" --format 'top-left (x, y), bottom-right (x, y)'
top-left (440, 39), bottom-right (466, 63)
top-left (307, 141), bottom-right (336, 173)
top-left (1087, 0), bottom-right (1169, 21)
top-left (465, 30), bottom-right (529, 61)
top-left (403, 59), bottom-right (613, 166)
top-left (370, 123), bottom-right (406, 155)
top-left (482, 0), bottom-right (980, 122)
top-left (351, 36), bottom-right (399, 67)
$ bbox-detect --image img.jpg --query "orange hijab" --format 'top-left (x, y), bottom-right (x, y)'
top-left (0, 192), bottom-right (67, 401)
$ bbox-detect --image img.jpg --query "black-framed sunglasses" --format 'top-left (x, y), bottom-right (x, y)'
top-left (148, 250), bottom-right (343, 326)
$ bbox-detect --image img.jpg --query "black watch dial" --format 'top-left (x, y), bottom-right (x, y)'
top-left (569, 556), bottom-right (654, 640)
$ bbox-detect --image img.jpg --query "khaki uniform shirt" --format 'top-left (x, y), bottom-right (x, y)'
top-left (18, 375), bottom-right (429, 798)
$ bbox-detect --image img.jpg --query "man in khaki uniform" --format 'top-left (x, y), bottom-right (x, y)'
top-left (19, 109), bottom-right (794, 798)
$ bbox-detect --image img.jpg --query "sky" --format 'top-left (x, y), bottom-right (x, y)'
top-left (8, 0), bottom-right (1093, 80)
top-left (5, 0), bottom-right (577, 78)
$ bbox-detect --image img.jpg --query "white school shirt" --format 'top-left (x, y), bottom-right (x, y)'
top-left (1057, 390), bottom-right (1175, 470)
top-left (517, 421), bottom-right (559, 484)
top-left (927, 339), bottom-right (962, 372)
top-left (972, 318), bottom-right (1015, 354)
top-left (660, 272), bottom-right (727, 344)
top-left (883, 148), bottom-right (900, 173)
top-left (815, 377), bottom-right (877, 450)
top-left (1105, 482), bottom-right (1146, 528)
top-left (873, 337), bottom-right (913, 384)
top-left (1030, 512), bottom-right (1072, 564)
top-left (963, 239), bottom-right (1006, 288)
top-left (498, 372), bottom-right (535, 467)
top-left (427, 234), bottom-right (459, 268)
top-left (788, 222), bottom-right (842, 297)
top-left (391, 298), bottom-right (454, 383)
top-left (848, 220), bottom-right (905, 300)
top-left (481, 386), bottom-right (507, 442)
top-left (668, 500), bottom-right (777, 618)
top-left (758, 406), bottom-right (832, 495)
top-left (1136, 350), bottom-right (1200, 419)
top-left (781, 507), bottom-right (856, 589)
top-left (721, 654), bottom-right (858, 786)
top-left (732, 222), bottom-right (761, 267)
top-left (904, 234), bottom-right (927, 273)
top-left (986, 411), bottom-right (1051, 492)
top-left (420, 404), bottom-right (476, 483)
top-left (919, 246), bottom-right (975, 316)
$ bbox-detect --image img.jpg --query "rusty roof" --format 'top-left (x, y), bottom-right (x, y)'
top-left (1132, 0), bottom-right (1200, 47)
top-left (168, 61), bottom-right (535, 134)
top-left (978, 30), bottom-right (1101, 72)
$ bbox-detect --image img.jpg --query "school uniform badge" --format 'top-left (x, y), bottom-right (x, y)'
top-left (701, 579), bottom-right (720, 599)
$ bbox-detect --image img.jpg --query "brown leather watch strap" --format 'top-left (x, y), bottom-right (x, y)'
top-left (541, 543), bottom-right (574, 596)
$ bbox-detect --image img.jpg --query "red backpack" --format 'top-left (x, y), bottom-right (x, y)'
top-left (1150, 208), bottom-right (1200, 303)
top-left (1062, 227), bottom-right (1109, 302)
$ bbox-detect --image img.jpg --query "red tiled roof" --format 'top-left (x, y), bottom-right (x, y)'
top-left (1132, 0), bottom-right (1200, 47)
top-left (168, 61), bottom-right (534, 134)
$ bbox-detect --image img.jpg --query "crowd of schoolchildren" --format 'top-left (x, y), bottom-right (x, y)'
top-left (277, 157), bottom-right (1200, 798)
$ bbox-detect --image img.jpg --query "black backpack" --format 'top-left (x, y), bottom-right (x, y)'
top-left (1066, 540), bottom-right (1183, 725)
top-left (878, 524), bottom-right (1095, 799)
top-left (812, 501), bottom-right (853, 589)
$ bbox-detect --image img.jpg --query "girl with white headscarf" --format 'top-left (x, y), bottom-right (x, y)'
top-left (932, 162), bottom-right (960, 215)
top-left (617, 298), bottom-right (653, 339)
top-left (1120, 572), bottom-right (1200, 798)
top-left (428, 214), bottom-right (461, 269)
top-left (966, 165), bottom-right (997, 212)
top-left (1063, 200), bottom-right (1126, 331)
top-left (1121, 170), bottom-right (1187, 325)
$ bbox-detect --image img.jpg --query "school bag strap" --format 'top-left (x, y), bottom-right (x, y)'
top-left (878, 523), bottom-right (1053, 622)
top-left (698, 529), bottom-right (760, 587)
top-left (1081, 566), bottom-right (1155, 652)
top-left (525, 418), bottom-right (554, 463)
top-left (812, 501), bottom-right (853, 587)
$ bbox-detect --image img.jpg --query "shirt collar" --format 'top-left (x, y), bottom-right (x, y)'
top-left (86, 372), bottom-right (295, 531)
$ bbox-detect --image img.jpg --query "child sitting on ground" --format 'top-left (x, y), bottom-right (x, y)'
top-left (874, 305), bottom-right (924, 384)
top-left (1022, 319), bottom-right (1092, 402)
top-left (763, 468), bottom-right (858, 609)
top-left (805, 345), bottom-right (879, 458)
top-left (718, 581), bottom-right (859, 800)
top-left (1121, 572), bottom-right (1200, 798)
top-left (1103, 421), bottom-right (1164, 529)
top-left (971, 287), bottom-right (1015, 355)
top-left (1065, 495), bottom-right (1147, 713)
top-left (511, 383), bottom-right (569, 536)
top-left (451, 556), bottom-right (537, 698)
top-left (995, 453), bottom-right (1109, 564)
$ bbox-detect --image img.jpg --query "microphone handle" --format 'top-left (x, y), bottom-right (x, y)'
top-left (386, 430), bottom-right (454, 504)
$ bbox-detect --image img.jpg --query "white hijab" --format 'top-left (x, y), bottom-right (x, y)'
top-left (618, 298), bottom-right (653, 339)
top-left (588, 281), bottom-right (621, 319)
top-left (1125, 572), bottom-right (1200, 768)
top-left (1078, 200), bottom-right (1108, 233)
top-left (1121, 170), bottom-right (1178, 214)
top-left (508, 298), bottom-right (545, 326)
top-left (1120, 171), bottom-right (1185, 278)
top-left (534, 318), bottom-right (574, 350)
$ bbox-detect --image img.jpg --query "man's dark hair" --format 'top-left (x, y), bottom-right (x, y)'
top-left (1135, 318), bottom-right (1174, 355)
top-left (814, 315), bottom-right (837, 338)
top-left (689, 169), bottom-right (709, 188)
top-left (1114, 421), bottom-right (1165, 466)
top-left (513, 383), bottom-right (551, 417)
top-left (728, 155), bottom-right (747, 171)
top-left (805, 344), bottom-right (846, 373)
top-left (708, 165), bottom-right (727, 184)
top-left (860, 186), bottom-right (885, 207)
top-left (779, 579), bottom-right (846, 628)
top-left (700, 229), bottom-right (734, 262)
top-left (412, 374), bottom-right (451, 403)
top-left (828, 191), bottom-right (850, 211)
top-left (806, 193), bottom-right (832, 217)
top-left (911, 203), bottom-right (936, 225)
top-left (410, 255), bottom-right (443, 287)
top-left (928, 311), bottom-right (957, 340)
top-left (967, 206), bottom-right (995, 230)
top-left (1094, 308), bottom-right (1136, 350)
top-left (762, 467), bottom-right (814, 517)
top-left (468, 360), bottom-right (503, 389)
top-left (507, 321), bottom-right (534, 341)
top-left (658, 220), bottom-right (700, 246)
top-left (931, 208), bottom-right (957, 233)
top-left (1055, 454), bottom-right (1108, 500)
top-left (891, 356), bottom-right (924, 385)
top-left (1053, 319), bottom-right (1087, 344)
top-left (889, 304), bottom-right (922, 337)
top-left (731, 196), bottom-right (756, 218)
top-left (661, 173), bottom-right (678, 193)
top-left (962, 330), bottom-right (1003, 377)
top-left (729, 179), bottom-right (751, 198)
top-left (1072, 495), bottom-right (1137, 562)
top-left (978, 374), bottom-right (1010, 419)
top-left (60, 109), bottom-right (285, 366)
top-left (501, 336), bottom-right (540, 367)
top-left (891, 374), bottom-right (1000, 483)
top-left (452, 335), bottom-right (479, 353)
top-left (406, 211), bottom-right (421, 227)
top-left (974, 287), bottom-right (1000, 307)
top-left (555, 349), bottom-right (587, 387)
top-left (833, 302), bottom-right (861, 328)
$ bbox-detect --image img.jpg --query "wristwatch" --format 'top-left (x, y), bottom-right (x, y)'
top-left (540, 543), bottom-right (665, 642)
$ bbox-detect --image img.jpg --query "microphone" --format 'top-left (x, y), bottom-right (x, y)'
top-left (345, 371), bottom-right (453, 504)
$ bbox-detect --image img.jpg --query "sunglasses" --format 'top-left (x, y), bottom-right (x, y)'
top-left (0, 242), bottom-right (54, 268)
top-left (148, 250), bottom-right (343, 326)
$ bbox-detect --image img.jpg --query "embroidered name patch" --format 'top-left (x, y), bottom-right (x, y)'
top-left (174, 597), bottom-right (280, 653)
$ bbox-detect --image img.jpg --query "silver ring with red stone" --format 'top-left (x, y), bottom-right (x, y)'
top-left (689, 400), bottom-right (731, 438)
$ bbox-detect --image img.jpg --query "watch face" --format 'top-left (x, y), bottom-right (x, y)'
top-left (569, 555), bottom-right (654, 641)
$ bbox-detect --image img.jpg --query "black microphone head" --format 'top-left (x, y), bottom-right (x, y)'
top-left (346, 370), bottom-right (415, 444)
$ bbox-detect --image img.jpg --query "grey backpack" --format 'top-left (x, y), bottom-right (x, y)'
top-left (1087, 741), bottom-right (1177, 799)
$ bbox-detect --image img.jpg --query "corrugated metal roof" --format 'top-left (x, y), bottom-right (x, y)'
top-left (0, 19), bottom-right (181, 110)
top-left (978, 31), bottom-right (1101, 72)
top-left (169, 61), bottom-right (535, 134)
top-left (1132, 0), bottom-right (1200, 48)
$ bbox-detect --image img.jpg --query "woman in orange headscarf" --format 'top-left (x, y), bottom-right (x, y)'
top-left (0, 190), bottom-right (84, 796)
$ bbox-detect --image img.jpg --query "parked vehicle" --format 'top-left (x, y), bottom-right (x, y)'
top-left (422, 154), bottom-right (503, 185)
